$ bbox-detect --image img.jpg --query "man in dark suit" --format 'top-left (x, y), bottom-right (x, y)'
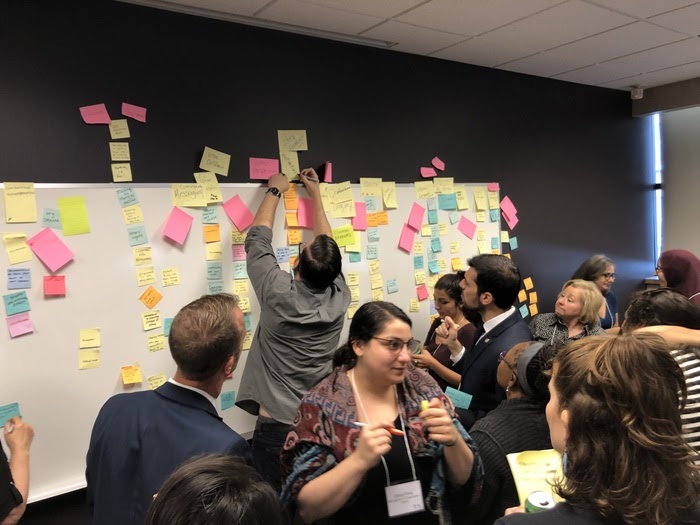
top-left (441, 255), bottom-right (532, 429)
top-left (86, 293), bottom-right (251, 525)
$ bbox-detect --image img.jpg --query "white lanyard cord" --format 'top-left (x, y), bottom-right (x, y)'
top-left (349, 369), bottom-right (417, 485)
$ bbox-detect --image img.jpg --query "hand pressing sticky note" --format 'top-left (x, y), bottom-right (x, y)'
top-left (121, 365), bottom-right (142, 385)
top-left (0, 403), bottom-right (21, 427)
top-left (139, 286), bottom-right (162, 310)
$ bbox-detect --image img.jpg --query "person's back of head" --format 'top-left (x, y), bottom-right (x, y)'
top-left (552, 334), bottom-right (700, 525)
top-left (168, 293), bottom-right (245, 381)
top-left (511, 342), bottom-right (559, 403)
top-left (571, 254), bottom-right (614, 282)
top-left (145, 454), bottom-right (283, 525)
top-left (622, 288), bottom-right (700, 332)
top-left (658, 249), bottom-right (700, 296)
top-left (467, 254), bottom-right (521, 310)
top-left (298, 234), bottom-right (342, 290)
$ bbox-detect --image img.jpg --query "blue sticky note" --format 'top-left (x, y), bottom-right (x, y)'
top-left (7, 269), bottom-right (31, 290)
top-left (437, 193), bottom-right (457, 210)
top-left (431, 237), bottom-right (442, 253)
top-left (233, 262), bottom-right (248, 280)
top-left (489, 209), bottom-right (499, 222)
top-left (519, 304), bottom-right (529, 319)
top-left (349, 252), bottom-right (361, 263)
top-left (127, 225), bottom-right (148, 247)
top-left (220, 391), bottom-right (236, 411)
top-left (3, 291), bottom-right (30, 316)
top-left (208, 281), bottom-right (224, 294)
top-left (116, 187), bottom-right (138, 208)
top-left (367, 227), bottom-right (379, 242)
top-left (448, 211), bottom-right (460, 225)
top-left (510, 237), bottom-right (518, 250)
top-left (427, 250), bottom-right (438, 261)
top-left (426, 197), bottom-right (437, 211)
top-left (429, 301), bottom-right (437, 315)
top-left (207, 262), bottom-right (223, 281)
top-left (276, 246), bottom-right (290, 263)
top-left (244, 313), bottom-right (252, 332)
top-left (202, 206), bottom-right (219, 224)
top-left (367, 245), bottom-right (378, 260)
top-left (288, 245), bottom-right (300, 257)
top-left (387, 279), bottom-right (398, 294)
top-left (413, 256), bottom-right (424, 270)
top-left (428, 260), bottom-right (440, 274)
top-left (445, 387), bottom-right (472, 410)
top-left (491, 237), bottom-right (499, 250)
top-left (0, 403), bottom-right (21, 427)
top-left (163, 318), bottom-right (174, 337)
top-left (427, 210), bottom-right (438, 224)
top-left (430, 225), bottom-right (440, 238)
top-left (41, 208), bottom-right (62, 229)
top-left (364, 196), bottom-right (379, 212)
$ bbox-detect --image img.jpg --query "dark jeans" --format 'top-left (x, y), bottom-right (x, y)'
top-left (252, 417), bottom-right (291, 494)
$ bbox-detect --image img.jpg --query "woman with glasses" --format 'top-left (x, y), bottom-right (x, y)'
top-left (656, 249), bottom-right (700, 307)
top-left (281, 301), bottom-right (482, 525)
top-left (571, 254), bottom-right (618, 329)
top-left (467, 342), bottom-right (554, 525)
top-left (529, 280), bottom-right (606, 346)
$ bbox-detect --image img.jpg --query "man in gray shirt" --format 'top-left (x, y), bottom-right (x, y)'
top-left (236, 168), bottom-right (350, 492)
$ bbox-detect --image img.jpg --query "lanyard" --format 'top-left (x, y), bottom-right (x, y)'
top-left (349, 369), bottom-right (417, 485)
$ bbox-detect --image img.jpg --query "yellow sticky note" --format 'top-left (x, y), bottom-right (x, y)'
top-left (332, 225), bottom-right (355, 247)
top-left (280, 150), bottom-right (300, 180)
top-left (109, 119), bottom-right (130, 139)
top-left (477, 241), bottom-right (488, 254)
top-left (238, 296), bottom-right (251, 313)
top-left (148, 373), bottom-right (167, 390)
top-left (345, 232), bottom-right (362, 253)
top-left (451, 258), bottom-right (463, 271)
top-left (139, 286), bottom-right (162, 310)
top-left (142, 310), bottom-right (162, 331)
top-left (438, 223), bottom-right (448, 236)
top-left (206, 242), bottom-right (223, 261)
top-left (133, 246), bottom-right (152, 266)
top-left (476, 211), bottom-right (486, 222)
top-left (283, 185), bottom-right (298, 210)
top-left (437, 259), bottom-right (447, 272)
top-left (110, 142), bottom-right (130, 161)
top-left (413, 241), bottom-right (424, 255)
top-left (488, 191), bottom-right (500, 210)
top-left (203, 224), bottom-right (221, 243)
top-left (455, 186), bottom-right (469, 210)
top-left (347, 302), bottom-right (359, 320)
top-left (193, 171), bottom-right (223, 204)
top-left (231, 229), bottom-right (246, 244)
top-left (501, 231), bottom-right (510, 243)
top-left (123, 204), bottom-right (143, 224)
top-left (523, 277), bottom-right (534, 290)
top-left (147, 334), bottom-right (167, 352)
top-left (477, 229), bottom-right (486, 241)
top-left (285, 212), bottom-right (299, 227)
top-left (121, 364), bottom-right (143, 385)
top-left (278, 129), bottom-right (308, 151)
top-left (370, 274), bottom-right (383, 290)
top-left (409, 298), bottom-right (420, 312)
top-left (529, 304), bottom-right (539, 316)
top-left (329, 182), bottom-right (352, 204)
top-left (332, 200), bottom-right (356, 219)
top-left (57, 196), bottom-right (90, 235)
top-left (243, 332), bottom-right (253, 350)
top-left (3, 182), bottom-right (37, 223)
top-left (79, 328), bottom-right (101, 349)
top-left (111, 163), bottom-right (133, 182)
top-left (433, 177), bottom-right (454, 195)
top-left (360, 178), bottom-right (383, 197)
top-left (3, 233), bottom-right (32, 264)
top-left (415, 181), bottom-right (435, 199)
top-left (371, 289), bottom-right (384, 301)
top-left (287, 228), bottom-right (302, 245)
top-left (347, 272), bottom-right (360, 287)
top-left (78, 349), bottom-right (100, 370)
top-left (415, 271), bottom-right (426, 285)
top-left (319, 183), bottom-right (332, 212)
top-left (199, 146), bottom-right (230, 176)
top-left (161, 267), bottom-right (180, 287)
top-left (473, 187), bottom-right (486, 211)
top-left (450, 241), bottom-right (460, 254)
top-left (349, 286), bottom-right (360, 302)
top-left (171, 184), bottom-right (207, 207)
top-left (382, 181), bottom-right (397, 209)
top-left (421, 224), bottom-right (432, 237)
top-left (233, 279), bottom-right (249, 296)
top-left (368, 260), bottom-right (381, 275)
top-left (529, 292), bottom-right (538, 304)
top-left (518, 289), bottom-right (527, 303)
top-left (136, 266), bottom-right (155, 287)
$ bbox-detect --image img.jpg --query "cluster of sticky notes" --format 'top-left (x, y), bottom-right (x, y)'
top-left (419, 156), bottom-right (445, 178)
top-left (79, 328), bottom-right (101, 370)
top-left (4, 291), bottom-right (33, 338)
top-left (500, 195), bottom-right (519, 230)
top-left (278, 130), bottom-right (307, 180)
top-left (517, 277), bottom-right (537, 319)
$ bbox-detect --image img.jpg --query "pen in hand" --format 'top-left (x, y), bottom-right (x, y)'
top-left (353, 421), bottom-right (405, 437)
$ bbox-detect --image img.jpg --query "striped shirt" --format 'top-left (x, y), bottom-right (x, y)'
top-left (671, 346), bottom-right (700, 454)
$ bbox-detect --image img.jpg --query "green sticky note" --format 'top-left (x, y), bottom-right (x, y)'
top-left (445, 387), bottom-right (472, 410)
top-left (220, 391), bottom-right (236, 410)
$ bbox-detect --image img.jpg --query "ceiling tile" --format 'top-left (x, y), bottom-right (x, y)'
top-left (361, 21), bottom-right (467, 54)
top-left (648, 3), bottom-right (700, 36)
top-left (297, 0), bottom-right (426, 19)
top-left (585, 0), bottom-right (700, 19)
top-left (431, 35), bottom-right (527, 67)
top-left (602, 38), bottom-right (700, 76)
top-left (552, 63), bottom-right (628, 84)
top-left (498, 52), bottom-right (576, 77)
top-left (600, 59), bottom-right (700, 88)
top-left (258, 0), bottom-right (383, 34)
top-left (161, 0), bottom-right (273, 17)
top-left (395, 0), bottom-right (564, 37)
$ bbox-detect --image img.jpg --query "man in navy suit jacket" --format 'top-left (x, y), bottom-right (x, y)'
top-left (440, 255), bottom-right (532, 430)
top-left (86, 294), bottom-right (252, 525)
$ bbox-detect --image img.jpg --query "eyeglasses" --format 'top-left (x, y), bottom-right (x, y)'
top-left (655, 266), bottom-right (663, 273)
top-left (498, 350), bottom-right (518, 375)
top-left (601, 272), bottom-right (616, 280)
top-left (372, 337), bottom-right (422, 353)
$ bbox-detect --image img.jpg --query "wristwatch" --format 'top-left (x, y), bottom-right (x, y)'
top-left (266, 187), bottom-right (282, 199)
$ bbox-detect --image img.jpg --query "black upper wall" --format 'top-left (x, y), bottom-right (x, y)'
top-left (1, 0), bottom-right (655, 314)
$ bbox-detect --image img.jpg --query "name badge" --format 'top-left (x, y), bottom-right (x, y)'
top-left (385, 479), bottom-right (425, 517)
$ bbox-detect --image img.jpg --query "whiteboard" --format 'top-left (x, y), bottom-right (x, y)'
top-left (0, 182), bottom-right (500, 501)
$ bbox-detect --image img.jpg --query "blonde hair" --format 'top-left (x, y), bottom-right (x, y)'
top-left (559, 279), bottom-right (603, 326)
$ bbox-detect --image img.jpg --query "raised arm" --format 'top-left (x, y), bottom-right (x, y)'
top-left (251, 173), bottom-right (290, 229)
top-left (299, 168), bottom-right (331, 238)
top-left (2, 418), bottom-right (34, 525)
top-left (633, 325), bottom-right (700, 346)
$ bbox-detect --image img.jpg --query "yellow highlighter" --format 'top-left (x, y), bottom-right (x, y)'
top-left (421, 400), bottom-right (430, 413)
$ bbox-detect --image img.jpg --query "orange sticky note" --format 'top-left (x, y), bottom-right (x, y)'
top-left (366, 212), bottom-right (380, 228)
top-left (139, 286), bottom-right (162, 309)
top-left (121, 364), bottom-right (143, 385)
top-left (523, 277), bottom-right (534, 290)
top-left (287, 229), bottom-right (302, 245)
top-left (283, 186), bottom-right (298, 210)
top-left (203, 224), bottom-right (221, 243)
top-left (529, 304), bottom-right (539, 316)
top-left (529, 292), bottom-right (538, 304)
top-left (286, 212), bottom-right (299, 227)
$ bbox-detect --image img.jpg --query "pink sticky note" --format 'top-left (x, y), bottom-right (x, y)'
top-left (297, 197), bottom-right (315, 229)
top-left (458, 216), bottom-right (477, 239)
top-left (487, 182), bottom-right (500, 191)
top-left (249, 158), bottom-right (279, 180)
top-left (7, 312), bottom-right (33, 338)
top-left (223, 195), bottom-right (254, 231)
top-left (398, 224), bottom-right (416, 253)
top-left (431, 157), bottom-right (445, 171)
top-left (324, 161), bottom-right (333, 182)
top-left (121, 102), bottom-right (147, 122)
top-left (420, 167), bottom-right (438, 178)
top-left (43, 276), bottom-right (66, 297)
top-left (232, 245), bottom-right (246, 261)
top-left (351, 202), bottom-right (367, 231)
top-left (502, 211), bottom-right (519, 230)
top-left (163, 207), bottom-right (194, 245)
top-left (407, 203), bottom-right (425, 231)
top-left (416, 284), bottom-right (429, 301)
top-left (26, 228), bottom-right (74, 272)
top-left (500, 196), bottom-right (518, 219)
top-left (79, 103), bottom-right (111, 124)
